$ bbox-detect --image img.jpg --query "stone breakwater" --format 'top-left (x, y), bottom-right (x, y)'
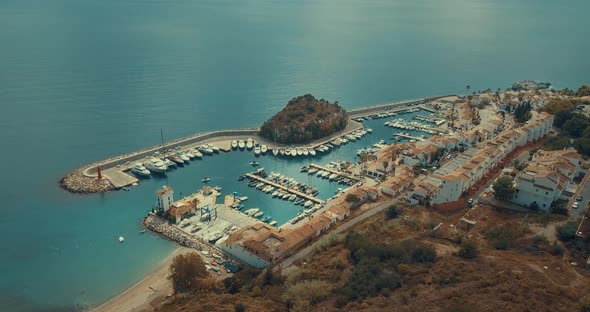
top-left (143, 214), bottom-right (230, 262)
top-left (60, 169), bottom-right (115, 193)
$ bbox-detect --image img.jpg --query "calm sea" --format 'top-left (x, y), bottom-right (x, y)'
top-left (0, 0), bottom-right (588, 310)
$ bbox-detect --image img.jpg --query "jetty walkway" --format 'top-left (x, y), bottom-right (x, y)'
top-left (245, 173), bottom-right (325, 205)
top-left (308, 163), bottom-right (362, 183)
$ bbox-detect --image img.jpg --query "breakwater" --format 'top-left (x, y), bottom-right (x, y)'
top-left (143, 214), bottom-right (230, 261)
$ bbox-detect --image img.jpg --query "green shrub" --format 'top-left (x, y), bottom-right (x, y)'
top-left (385, 204), bottom-right (399, 219)
top-left (556, 222), bottom-right (577, 242)
top-left (458, 240), bottom-right (479, 259)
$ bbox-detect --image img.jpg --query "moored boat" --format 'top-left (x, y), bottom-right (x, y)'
top-left (246, 138), bottom-right (254, 150)
top-left (130, 163), bottom-right (151, 177)
top-left (231, 140), bottom-right (238, 150)
top-left (261, 145), bottom-right (268, 154)
top-left (238, 140), bottom-right (246, 149)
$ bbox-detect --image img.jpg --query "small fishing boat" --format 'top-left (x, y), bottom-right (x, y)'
top-left (250, 161), bottom-right (260, 166)
top-left (253, 211), bottom-right (263, 218)
top-left (261, 216), bottom-right (271, 223)
top-left (201, 177), bottom-right (211, 183)
top-left (119, 236), bottom-right (125, 243)
top-left (237, 175), bottom-right (246, 181)
top-left (238, 196), bottom-right (248, 202)
top-left (139, 230), bottom-right (146, 234)
top-left (269, 221), bottom-right (278, 226)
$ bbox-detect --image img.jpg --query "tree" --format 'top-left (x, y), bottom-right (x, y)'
top-left (169, 252), bottom-right (208, 293)
top-left (556, 222), bottom-right (577, 242)
top-left (492, 176), bottom-right (515, 200)
top-left (458, 240), bottom-right (479, 259)
top-left (345, 193), bottom-right (360, 203)
top-left (385, 204), bottom-right (399, 219)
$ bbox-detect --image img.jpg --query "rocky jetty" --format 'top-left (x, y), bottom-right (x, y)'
top-left (511, 80), bottom-right (551, 91)
top-left (60, 170), bottom-right (115, 193)
top-left (143, 214), bottom-right (230, 262)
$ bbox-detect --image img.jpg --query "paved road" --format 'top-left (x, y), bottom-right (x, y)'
top-left (569, 170), bottom-right (590, 219)
top-left (279, 199), bottom-right (397, 268)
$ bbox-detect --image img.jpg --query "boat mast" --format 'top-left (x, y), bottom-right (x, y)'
top-left (160, 128), bottom-right (165, 151)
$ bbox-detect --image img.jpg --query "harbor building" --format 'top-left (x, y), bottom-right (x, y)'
top-left (156, 185), bottom-right (174, 212)
top-left (221, 212), bottom-right (338, 268)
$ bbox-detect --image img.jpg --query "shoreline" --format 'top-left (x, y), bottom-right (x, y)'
top-left (89, 246), bottom-right (186, 312)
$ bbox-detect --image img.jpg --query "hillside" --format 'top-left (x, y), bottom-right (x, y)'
top-left (151, 204), bottom-right (590, 312)
top-left (259, 94), bottom-right (348, 144)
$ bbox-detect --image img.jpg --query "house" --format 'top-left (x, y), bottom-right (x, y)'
top-left (511, 149), bottom-right (583, 211)
top-left (379, 165), bottom-right (414, 197)
top-left (167, 201), bottom-right (196, 224)
top-left (327, 204), bottom-right (350, 221)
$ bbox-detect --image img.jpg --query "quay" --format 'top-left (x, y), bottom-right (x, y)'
top-left (244, 173), bottom-right (325, 205)
top-left (308, 163), bottom-right (363, 183)
top-left (393, 133), bottom-right (425, 142)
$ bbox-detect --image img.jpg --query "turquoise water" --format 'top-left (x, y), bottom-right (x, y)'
top-left (0, 0), bottom-right (588, 310)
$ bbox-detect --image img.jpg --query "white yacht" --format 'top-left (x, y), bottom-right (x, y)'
top-left (192, 149), bottom-right (203, 158)
top-left (238, 140), bottom-right (246, 149)
top-left (296, 149), bottom-right (303, 156)
top-left (199, 145), bottom-right (213, 155)
top-left (130, 163), bottom-right (151, 177)
top-left (309, 149), bottom-right (316, 156)
top-left (260, 145), bottom-right (268, 154)
top-left (163, 158), bottom-right (176, 168)
top-left (208, 144), bottom-right (220, 153)
top-left (272, 149), bottom-right (279, 156)
top-left (231, 140), bottom-right (238, 150)
top-left (246, 138), bottom-right (254, 150)
top-left (185, 151), bottom-right (196, 159)
top-left (145, 158), bottom-right (167, 174)
top-left (303, 149), bottom-right (309, 156)
top-left (179, 153), bottom-right (190, 163)
top-left (254, 145), bottom-right (261, 156)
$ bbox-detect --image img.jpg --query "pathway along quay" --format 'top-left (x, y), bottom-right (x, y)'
top-left (60, 96), bottom-right (450, 194)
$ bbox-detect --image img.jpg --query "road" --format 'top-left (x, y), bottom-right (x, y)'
top-left (279, 199), bottom-right (396, 268)
top-left (569, 169), bottom-right (590, 219)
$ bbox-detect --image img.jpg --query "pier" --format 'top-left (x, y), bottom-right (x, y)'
top-left (392, 133), bottom-right (425, 142)
top-left (245, 173), bottom-right (325, 205)
top-left (308, 163), bottom-right (363, 183)
top-left (103, 168), bottom-right (139, 188)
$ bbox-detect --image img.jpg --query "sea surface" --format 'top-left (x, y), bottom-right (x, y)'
top-left (0, 0), bottom-right (588, 311)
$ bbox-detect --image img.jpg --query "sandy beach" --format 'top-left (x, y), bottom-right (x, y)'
top-left (89, 247), bottom-right (188, 312)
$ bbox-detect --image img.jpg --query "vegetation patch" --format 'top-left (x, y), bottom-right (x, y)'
top-left (259, 94), bottom-right (348, 144)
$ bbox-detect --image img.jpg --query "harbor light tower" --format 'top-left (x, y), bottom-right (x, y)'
top-left (156, 185), bottom-right (174, 212)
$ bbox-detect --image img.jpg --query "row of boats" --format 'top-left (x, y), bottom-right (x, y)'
top-left (353, 107), bottom-right (422, 122)
top-left (356, 140), bottom-right (389, 156)
top-left (129, 144), bottom-right (222, 177)
top-left (384, 118), bottom-right (442, 135)
top-left (301, 165), bottom-right (358, 186)
top-left (240, 208), bottom-right (278, 226)
top-left (229, 128), bottom-right (373, 158)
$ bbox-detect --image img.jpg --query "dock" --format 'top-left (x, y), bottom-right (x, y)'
top-left (392, 133), bottom-right (425, 142)
top-left (103, 168), bottom-right (138, 188)
top-left (308, 163), bottom-right (362, 183)
top-left (245, 173), bottom-right (325, 205)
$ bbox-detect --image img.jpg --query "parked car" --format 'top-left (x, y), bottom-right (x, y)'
top-left (573, 202), bottom-right (579, 209)
top-left (577, 196), bottom-right (583, 201)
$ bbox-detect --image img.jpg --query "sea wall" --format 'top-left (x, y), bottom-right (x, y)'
top-left (143, 214), bottom-right (230, 260)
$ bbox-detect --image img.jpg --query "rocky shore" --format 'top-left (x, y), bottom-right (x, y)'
top-left (59, 169), bottom-right (115, 193)
top-left (143, 214), bottom-right (230, 261)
